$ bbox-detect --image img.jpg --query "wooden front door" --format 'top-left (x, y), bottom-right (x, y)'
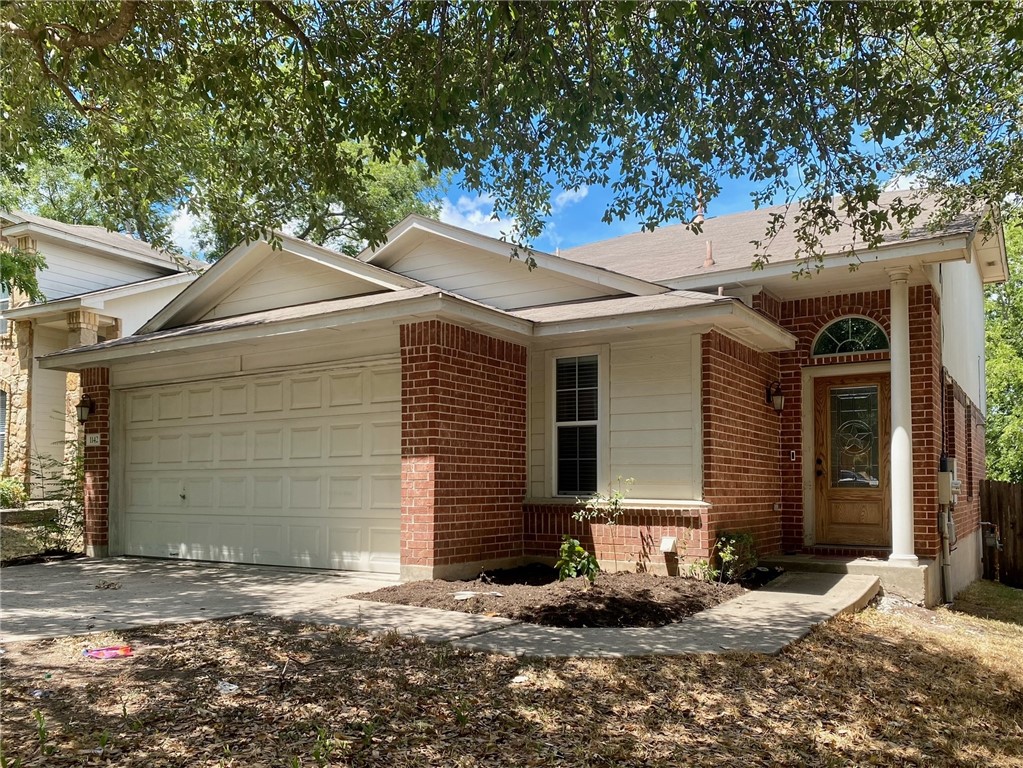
top-left (813, 374), bottom-right (891, 547)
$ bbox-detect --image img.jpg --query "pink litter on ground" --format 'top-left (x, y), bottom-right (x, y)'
top-left (82, 646), bottom-right (133, 659)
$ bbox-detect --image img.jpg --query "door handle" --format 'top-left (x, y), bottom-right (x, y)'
top-left (815, 456), bottom-right (824, 478)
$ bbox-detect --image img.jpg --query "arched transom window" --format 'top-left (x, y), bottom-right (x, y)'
top-left (812, 317), bottom-right (889, 357)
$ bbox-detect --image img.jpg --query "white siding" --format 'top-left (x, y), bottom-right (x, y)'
top-left (110, 326), bottom-right (400, 389)
top-left (529, 331), bottom-right (701, 501)
top-left (386, 240), bottom-right (620, 309)
top-left (201, 251), bottom-right (385, 321)
top-left (30, 326), bottom-right (70, 462)
top-left (36, 241), bottom-right (174, 301)
top-left (106, 281), bottom-right (196, 336)
top-left (938, 260), bottom-right (986, 410)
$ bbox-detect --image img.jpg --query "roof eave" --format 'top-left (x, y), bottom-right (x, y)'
top-left (1, 220), bottom-right (188, 272)
top-left (660, 234), bottom-right (974, 291)
top-left (530, 299), bottom-right (796, 352)
top-left (362, 215), bottom-right (668, 297)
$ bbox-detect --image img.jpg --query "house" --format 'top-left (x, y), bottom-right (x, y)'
top-left (35, 193), bottom-right (1008, 605)
top-left (0, 211), bottom-right (200, 494)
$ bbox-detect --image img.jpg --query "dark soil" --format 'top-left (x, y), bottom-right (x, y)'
top-left (353, 564), bottom-right (746, 628)
top-left (0, 548), bottom-right (83, 568)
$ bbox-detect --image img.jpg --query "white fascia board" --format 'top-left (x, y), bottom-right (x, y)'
top-left (4, 221), bottom-right (188, 272)
top-left (39, 292), bottom-right (444, 371)
top-left (661, 235), bottom-right (973, 291)
top-left (3, 273), bottom-right (197, 321)
top-left (136, 240), bottom-right (272, 333)
top-left (39, 291), bottom-right (535, 372)
top-left (273, 233), bottom-right (421, 290)
top-left (530, 299), bottom-right (797, 352)
top-left (363, 215), bottom-right (667, 296)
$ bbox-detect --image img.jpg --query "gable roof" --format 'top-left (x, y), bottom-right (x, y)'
top-left (1, 210), bottom-right (201, 271)
top-left (138, 234), bottom-right (423, 333)
top-left (2, 272), bottom-right (197, 322)
top-left (360, 214), bottom-right (668, 297)
top-left (560, 191), bottom-right (992, 285)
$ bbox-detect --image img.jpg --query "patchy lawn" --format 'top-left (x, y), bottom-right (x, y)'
top-left (352, 564), bottom-right (745, 627)
top-left (2, 581), bottom-right (1022, 767)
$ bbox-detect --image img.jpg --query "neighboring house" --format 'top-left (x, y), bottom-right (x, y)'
top-left (0, 211), bottom-right (200, 494)
top-left (37, 193), bottom-right (1008, 605)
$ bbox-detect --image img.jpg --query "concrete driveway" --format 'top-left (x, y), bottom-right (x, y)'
top-left (0, 557), bottom-right (398, 644)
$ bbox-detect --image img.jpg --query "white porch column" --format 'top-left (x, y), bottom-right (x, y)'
top-left (887, 267), bottom-right (917, 565)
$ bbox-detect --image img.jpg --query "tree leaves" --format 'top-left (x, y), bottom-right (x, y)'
top-left (2, 1), bottom-right (1021, 262)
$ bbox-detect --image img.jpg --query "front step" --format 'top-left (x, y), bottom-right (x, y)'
top-left (760, 554), bottom-right (941, 607)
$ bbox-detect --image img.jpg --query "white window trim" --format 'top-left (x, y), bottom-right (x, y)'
top-left (546, 344), bottom-right (610, 498)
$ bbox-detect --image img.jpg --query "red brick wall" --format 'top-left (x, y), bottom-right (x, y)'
top-left (399, 321), bottom-right (527, 575)
top-left (702, 330), bottom-right (783, 556)
top-left (523, 502), bottom-right (707, 568)
top-left (81, 367), bottom-right (110, 554)
top-left (944, 380), bottom-right (985, 542)
top-left (776, 286), bottom-right (943, 558)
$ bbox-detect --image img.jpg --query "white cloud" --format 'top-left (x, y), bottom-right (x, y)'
top-left (169, 208), bottom-right (201, 254)
top-left (884, 174), bottom-right (925, 192)
top-left (553, 185), bottom-right (589, 212)
top-left (439, 194), bottom-right (515, 239)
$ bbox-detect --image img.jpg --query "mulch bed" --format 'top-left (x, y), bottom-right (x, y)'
top-left (0, 547), bottom-right (83, 568)
top-left (352, 564), bottom-right (746, 628)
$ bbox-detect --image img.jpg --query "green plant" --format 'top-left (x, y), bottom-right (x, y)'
top-left (574, 476), bottom-right (634, 571)
top-left (32, 709), bottom-right (53, 757)
top-left (685, 559), bottom-right (720, 583)
top-left (556, 535), bottom-right (600, 586)
top-left (30, 441), bottom-right (84, 553)
top-left (714, 532), bottom-right (758, 584)
top-left (0, 477), bottom-right (28, 508)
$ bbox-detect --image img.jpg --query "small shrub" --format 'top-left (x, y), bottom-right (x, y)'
top-left (574, 476), bottom-right (634, 571)
top-left (0, 477), bottom-right (28, 508)
top-left (714, 532), bottom-right (758, 583)
top-left (685, 558), bottom-right (720, 583)
top-left (556, 535), bottom-right (600, 585)
top-left (31, 442), bottom-right (84, 553)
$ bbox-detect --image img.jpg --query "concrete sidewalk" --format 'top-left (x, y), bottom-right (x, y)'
top-left (1, 559), bottom-right (879, 656)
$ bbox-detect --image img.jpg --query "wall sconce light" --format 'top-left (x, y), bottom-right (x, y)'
top-left (75, 394), bottom-right (94, 424)
top-left (766, 381), bottom-right (784, 413)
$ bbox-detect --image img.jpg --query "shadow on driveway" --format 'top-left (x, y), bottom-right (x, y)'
top-left (0, 557), bottom-right (398, 643)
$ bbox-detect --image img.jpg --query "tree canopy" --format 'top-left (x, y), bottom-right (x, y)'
top-left (2, 1), bottom-right (1021, 261)
top-left (986, 215), bottom-right (1023, 483)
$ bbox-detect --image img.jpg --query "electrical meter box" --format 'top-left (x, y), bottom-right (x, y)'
top-left (938, 458), bottom-right (962, 505)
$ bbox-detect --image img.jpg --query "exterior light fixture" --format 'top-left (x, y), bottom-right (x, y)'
top-left (766, 381), bottom-right (784, 413)
top-left (75, 394), bottom-right (94, 424)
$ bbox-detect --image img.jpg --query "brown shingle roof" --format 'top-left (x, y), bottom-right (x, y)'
top-left (561, 191), bottom-right (978, 284)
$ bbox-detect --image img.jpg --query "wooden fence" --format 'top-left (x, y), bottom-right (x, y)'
top-left (980, 479), bottom-right (1023, 588)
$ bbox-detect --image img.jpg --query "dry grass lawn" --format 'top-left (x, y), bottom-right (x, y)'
top-left (1, 581), bottom-right (1021, 767)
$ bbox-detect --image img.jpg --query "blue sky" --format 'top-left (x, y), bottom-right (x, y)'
top-left (437, 173), bottom-right (774, 253)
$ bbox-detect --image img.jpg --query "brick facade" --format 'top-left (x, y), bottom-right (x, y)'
top-left (81, 367), bottom-right (110, 556)
top-left (523, 502), bottom-right (707, 573)
top-left (943, 380), bottom-right (986, 544)
top-left (701, 330), bottom-right (783, 556)
top-left (774, 286), bottom-right (946, 559)
top-left (399, 321), bottom-right (528, 579)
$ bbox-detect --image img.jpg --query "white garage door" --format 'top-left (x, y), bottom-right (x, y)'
top-left (121, 363), bottom-right (401, 573)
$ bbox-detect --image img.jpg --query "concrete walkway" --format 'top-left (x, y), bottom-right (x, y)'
top-left (1, 559), bottom-right (879, 656)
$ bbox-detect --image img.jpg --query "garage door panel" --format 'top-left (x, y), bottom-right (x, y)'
top-left (158, 390), bottom-right (185, 420)
top-left (288, 426), bottom-right (323, 459)
top-left (289, 376), bottom-right (323, 410)
top-left (187, 387), bottom-right (214, 418)
top-left (123, 365), bottom-right (401, 573)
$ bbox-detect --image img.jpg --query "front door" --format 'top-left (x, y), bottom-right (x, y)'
top-left (813, 374), bottom-right (890, 547)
